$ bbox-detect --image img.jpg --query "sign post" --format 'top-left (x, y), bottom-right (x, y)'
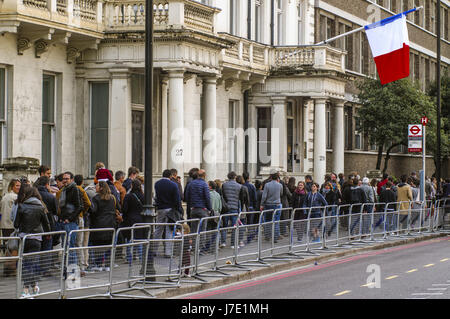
top-left (420, 117), bottom-right (428, 201)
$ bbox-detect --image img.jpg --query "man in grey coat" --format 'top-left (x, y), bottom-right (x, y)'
top-left (260, 171), bottom-right (283, 242)
top-left (220, 172), bottom-right (242, 248)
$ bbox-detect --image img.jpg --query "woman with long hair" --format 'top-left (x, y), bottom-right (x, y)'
top-left (287, 177), bottom-right (297, 195)
top-left (1, 178), bottom-right (21, 237)
top-left (89, 181), bottom-right (120, 272)
top-left (303, 183), bottom-right (328, 242)
top-left (1, 178), bottom-right (21, 276)
top-left (14, 186), bottom-right (51, 297)
top-left (291, 181), bottom-right (308, 241)
top-left (122, 179), bottom-right (145, 263)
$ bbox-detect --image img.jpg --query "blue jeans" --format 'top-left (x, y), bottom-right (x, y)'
top-left (326, 206), bottom-right (338, 235)
top-left (23, 239), bottom-right (41, 288)
top-left (263, 204), bottom-right (282, 241)
top-left (58, 222), bottom-right (79, 266)
top-left (220, 211), bottom-right (239, 246)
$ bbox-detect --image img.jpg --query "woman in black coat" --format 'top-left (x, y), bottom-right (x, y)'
top-left (89, 181), bottom-right (120, 270)
top-left (14, 185), bottom-right (51, 297)
top-left (122, 179), bottom-right (145, 240)
top-left (291, 181), bottom-right (308, 242)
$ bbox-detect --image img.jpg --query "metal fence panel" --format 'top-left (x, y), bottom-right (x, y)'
top-left (214, 213), bottom-right (240, 270)
top-left (0, 235), bottom-right (21, 299)
top-left (62, 228), bottom-right (115, 299)
top-left (18, 231), bottom-right (66, 299)
top-left (235, 211), bottom-right (267, 266)
top-left (109, 225), bottom-right (153, 298)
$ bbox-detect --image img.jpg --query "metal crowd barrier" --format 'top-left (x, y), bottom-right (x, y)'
top-left (109, 224), bottom-right (153, 298)
top-left (0, 235), bottom-right (22, 299)
top-left (2, 199), bottom-right (449, 299)
top-left (63, 228), bottom-right (116, 299)
top-left (18, 231), bottom-right (67, 299)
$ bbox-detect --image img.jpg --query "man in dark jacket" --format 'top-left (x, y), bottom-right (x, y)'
top-left (221, 171), bottom-right (242, 248)
top-left (184, 169), bottom-right (211, 252)
top-left (185, 170), bottom-right (211, 230)
top-left (183, 168), bottom-right (199, 219)
top-left (343, 178), bottom-right (367, 235)
top-left (56, 172), bottom-right (84, 266)
top-left (154, 169), bottom-right (182, 257)
top-left (122, 166), bottom-right (140, 192)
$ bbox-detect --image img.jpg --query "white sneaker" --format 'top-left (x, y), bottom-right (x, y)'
top-left (220, 243), bottom-right (226, 248)
top-left (21, 288), bottom-right (31, 299)
top-left (239, 241), bottom-right (245, 247)
top-left (32, 285), bottom-right (40, 295)
top-left (103, 267), bottom-right (111, 272)
top-left (230, 246), bottom-right (235, 249)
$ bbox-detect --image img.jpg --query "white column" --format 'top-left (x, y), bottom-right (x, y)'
top-left (109, 68), bottom-right (132, 173)
top-left (313, 98), bottom-right (327, 183)
top-left (201, 76), bottom-right (217, 180)
top-left (271, 96), bottom-right (287, 171)
top-left (161, 76), bottom-right (168, 171)
top-left (332, 101), bottom-right (345, 175)
top-left (167, 69), bottom-right (185, 177)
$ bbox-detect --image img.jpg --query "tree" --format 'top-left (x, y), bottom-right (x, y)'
top-left (355, 77), bottom-right (435, 174)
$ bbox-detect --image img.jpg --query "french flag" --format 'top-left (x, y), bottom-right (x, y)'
top-left (365, 12), bottom-right (410, 85)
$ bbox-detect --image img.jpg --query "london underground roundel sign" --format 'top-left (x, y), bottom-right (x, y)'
top-left (408, 124), bottom-right (422, 137)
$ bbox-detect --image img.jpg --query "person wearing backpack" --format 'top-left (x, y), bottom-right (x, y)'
top-left (344, 178), bottom-right (368, 236)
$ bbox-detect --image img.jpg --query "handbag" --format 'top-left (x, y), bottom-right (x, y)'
top-left (6, 230), bottom-right (20, 252)
top-left (112, 196), bottom-right (123, 224)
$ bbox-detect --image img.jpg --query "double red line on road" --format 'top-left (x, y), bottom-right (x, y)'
top-left (183, 236), bottom-right (450, 299)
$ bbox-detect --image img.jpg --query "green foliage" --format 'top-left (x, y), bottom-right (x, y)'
top-left (355, 77), bottom-right (435, 151)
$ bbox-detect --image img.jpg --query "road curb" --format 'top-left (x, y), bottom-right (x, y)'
top-left (154, 233), bottom-right (448, 299)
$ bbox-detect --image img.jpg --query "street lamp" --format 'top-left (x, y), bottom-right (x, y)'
top-left (436, 0), bottom-right (442, 195)
top-left (142, 0), bottom-right (155, 220)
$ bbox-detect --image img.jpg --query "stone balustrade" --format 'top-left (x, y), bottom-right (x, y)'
top-left (1, 0), bottom-right (104, 33)
top-left (272, 45), bottom-right (346, 73)
top-left (220, 33), bottom-right (270, 73)
top-left (103, 0), bottom-right (217, 34)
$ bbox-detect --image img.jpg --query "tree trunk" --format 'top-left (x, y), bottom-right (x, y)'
top-left (382, 142), bottom-right (405, 175)
top-left (376, 145), bottom-right (383, 170)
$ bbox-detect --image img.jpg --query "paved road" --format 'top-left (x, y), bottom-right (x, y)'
top-left (181, 235), bottom-right (450, 299)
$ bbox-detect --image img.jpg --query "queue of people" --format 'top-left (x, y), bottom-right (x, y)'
top-left (0, 162), bottom-right (449, 296)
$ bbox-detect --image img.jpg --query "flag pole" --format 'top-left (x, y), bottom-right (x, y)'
top-left (436, 0), bottom-right (442, 195)
top-left (281, 6), bottom-right (423, 60)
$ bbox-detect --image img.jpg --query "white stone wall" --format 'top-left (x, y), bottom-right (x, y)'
top-left (0, 33), bottom-right (77, 175)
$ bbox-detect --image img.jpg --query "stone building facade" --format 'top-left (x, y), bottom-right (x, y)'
top-left (0, 0), bottom-right (448, 189)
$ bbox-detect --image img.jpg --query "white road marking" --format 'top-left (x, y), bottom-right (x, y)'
top-left (411, 293), bottom-right (443, 296)
top-left (427, 288), bottom-right (448, 291)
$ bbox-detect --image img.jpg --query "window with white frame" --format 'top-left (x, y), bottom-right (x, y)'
top-left (131, 74), bottom-right (145, 172)
top-left (228, 100), bottom-right (239, 172)
top-left (277, 0), bottom-right (283, 45)
top-left (297, 2), bottom-right (302, 44)
top-left (90, 82), bottom-right (109, 175)
top-left (42, 74), bottom-right (56, 171)
top-left (0, 68), bottom-right (6, 163)
top-left (255, 0), bottom-right (262, 42)
top-left (326, 106), bottom-right (332, 149)
top-left (229, 0), bottom-right (238, 35)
